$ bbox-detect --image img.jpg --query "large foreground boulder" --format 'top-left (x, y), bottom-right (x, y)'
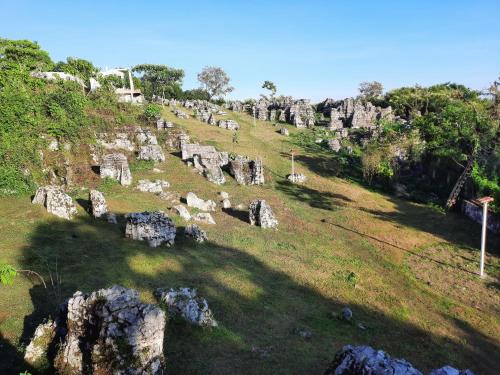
top-left (25, 286), bottom-right (165, 375)
top-left (228, 156), bottom-right (265, 185)
top-left (32, 186), bottom-right (77, 220)
top-left (249, 200), bottom-right (278, 229)
top-left (155, 287), bottom-right (217, 327)
top-left (324, 345), bottom-right (474, 375)
top-left (125, 211), bottom-right (176, 247)
top-left (100, 153), bottom-right (132, 186)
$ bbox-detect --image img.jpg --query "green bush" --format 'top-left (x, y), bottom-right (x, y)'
top-left (143, 104), bottom-right (162, 121)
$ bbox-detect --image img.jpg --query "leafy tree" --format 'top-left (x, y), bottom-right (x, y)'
top-left (359, 81), bottom-right (383, 100)
top-left (143, 104), bottom-right (162, 120)
top-left (262, 80), bottom-right (277, 98)
top-left (133, 64), bottom-right (184, 100)
top-left (197, 66), bottom-right (234, 99)
top-left (183, 88), bottom-right (210, 101)
top-left (53, 57), bottom-right (98, 86)
top-left (0, 38), bottom-right (53, 71)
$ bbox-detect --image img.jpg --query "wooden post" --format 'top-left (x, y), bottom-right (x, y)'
top-left (477, 196), bottom-right (494, 277)
top-left (290, 149), bottom-right (295, 176)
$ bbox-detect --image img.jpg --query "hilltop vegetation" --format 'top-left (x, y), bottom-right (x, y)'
top-left (0, 38), bottom-right (499, 374)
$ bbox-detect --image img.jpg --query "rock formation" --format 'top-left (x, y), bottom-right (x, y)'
top-left (100, 153), bottom-right (132, 186)
top-left (249, 200), bottom-right (278, 229)
top-left (125, 211), bottom-right (176, 247)
top-left (193, 153), bottom-right (227, 185)
top-left (136, 179), bottom-right (170, 193)
top-left (138, 145), bottom-right (165, 162)
top-left (192, 212), bottom-right (216, 225)
top-left (218, 119), bottom-right (240, 130)
top-left (228, 156), bottom-right (265, 185)
top-left (89, 189), bottom-right (108, 218)
top-left (24, 320), bottom-right (55, 366)
top-left (287, 173), bottom-right (307, 184)
top-left (186, 192), bottom-right (216, 212)
top-left (155, 287), bottom-right (217, 327)
top-left (32, 186), bottom-right (78, 220)
top-left (184, 224), bottom-right (208, 243)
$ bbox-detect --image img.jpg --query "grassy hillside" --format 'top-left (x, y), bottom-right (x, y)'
top-left (0, 106), bottom-right (499, 374)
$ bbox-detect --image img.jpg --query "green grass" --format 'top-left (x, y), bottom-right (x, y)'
top-left (0, 105), bottom-right (499, 374)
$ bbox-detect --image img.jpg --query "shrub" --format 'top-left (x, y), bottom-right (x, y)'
top-left (143, 104), bottom-right (162, 121)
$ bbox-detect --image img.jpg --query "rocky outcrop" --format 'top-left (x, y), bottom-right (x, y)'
top-left (97, 133), bottom-right (135, 151)
top-left (89, 189), bottom-right (108, 218)
top-left (218, 119), bottom-right (240, 130)
top-left (186, 192), bottom-right (216, 212)
top-left (193, 153), bottom-right (226, 185)
top-left (249, 200), bottom-right (278, 229)
top-left (136, 179), bottom-right (170, 193)
top-left (55, 286), bottom-right (165, 374)
top-left (100, 153), bottom-right (132, 186)
top-left (173, 108), bottom-right (189, 118)
top-left (228, 156), bottom-right (265, 185)
top-left (125, 211), bottom-right (176, 247)
top-left (184, 224), bottom-right (208, 243)
top-left (249, 98), bottom-right (315, 127)
top-left (138, 145), bottom-right (165, 162)
top-left (322, 98), bottom-right (393, 130)
top-left (32, 186), bottom-right (78, 220)
top-left (327, 139), bottom-right (341, 152)
top-left (156, 118), bottom-right (174, 130)
top-left (24, 320), bottom-right (55, 366)
top-left (324, 345), bottom-right (474, 375)
top-left (155, 287), bottom-right (217, 327)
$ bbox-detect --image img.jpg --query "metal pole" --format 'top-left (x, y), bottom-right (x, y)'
top-left (128, 68), bottom-right (134, 102)
top-left (480, 202), bottom-right (488, 277)
top-left (291, 152), bottom-right (295, 176)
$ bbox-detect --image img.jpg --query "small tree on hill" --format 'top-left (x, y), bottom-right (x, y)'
top-left (197, 66), bottom-right (234, 100)
top-left (359, 81), bottom-right (384, 100)
top-left (262, 80), bottom-right (277, 98)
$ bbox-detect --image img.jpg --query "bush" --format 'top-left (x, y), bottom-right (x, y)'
top-left (143, 104), bottom-right (162, 121)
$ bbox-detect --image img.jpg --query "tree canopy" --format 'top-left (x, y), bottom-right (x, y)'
top-left (197, 66), bottom-right (234, 99)
top-left (133, 64), bottom-right (185, 100)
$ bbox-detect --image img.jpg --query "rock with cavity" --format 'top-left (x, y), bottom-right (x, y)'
top-left (249, 200), bottom-right (278, 229)
top-left (228, 156), bottom-right (265, 185)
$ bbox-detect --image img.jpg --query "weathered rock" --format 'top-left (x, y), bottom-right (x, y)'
top-left (287, 173), bottom-right (307, 184)
top-left (184, 224), bottom-right (207, 243)
top-left (136, 179), bottom-right (170, 193)
top-left (323, 98), bottom-right (393, 130)
top-left (136, 128), bottom-right (158, 145)
top-left (228, 156), bottom-right (265, 185)
top-left (323, 345), bottom-right (422, 375)
top-left (341, 307), bottom-right (353, 321)
top-left (32, 186), bottom-right (78, 220)
top-left (181, 143), bottom-right (228, 165)
top-left (55, 286), bottom-right (165, 375)
top-left (172, 205), bottom-right (191, 221)
top-left (208, 113), bottom-right (216, 125)
top-left (24, 320), bottom-right (55, 366)
top-left (138, 145), bottom-right (165, 162)
top-left (89, 189), bottom-right (108, 218)
top-left (249, 200), bottom-right (278, 229)
top-left (222, 198), bottom-right (231, 209)
top-left (218, 119), bottom-right (240, 131)
top-left (158, 191), bottom-right (181, 203)
top-left (125, 211), bottom-right (176, 247)
top-left (100, 153), bottom-right (132, 186)
top-left (97, 133), bottom-right (135, 151)
top-left (186, 192), bottom-right (216, 211)
top-left (429, 366), bottom-right (475, 375)
top-left (280, 127), bottom-right (289, 136)
top-left (173, 108), bottom-right (189, 118)
top-left (328, 139), bottom-right (341, 152)
top-left (219, 191), bottom-right (229, 200)
top-left (106, 212), bottom-right (118, 224)
top-left (192, 212), bottom-right (216, 225)
top-left (155, 287), bottom-right (217, 327)
top-left (193, 153), bottom-right (226, 185)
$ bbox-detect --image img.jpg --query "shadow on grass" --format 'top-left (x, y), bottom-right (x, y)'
top-left (223, 208), bottom-right (249, 224)
top-left (2, 215), bottom-right (499, 374)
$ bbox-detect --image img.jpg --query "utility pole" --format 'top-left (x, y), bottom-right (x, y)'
top-left (477, 196), bottom-right (494, 277)
top-left (127, 68), bottom-right (134, 102)
top-left (290, 149), bottom-right (295, 176)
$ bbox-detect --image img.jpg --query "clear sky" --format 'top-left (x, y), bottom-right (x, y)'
top-left (1, 0), bottom-right (499, 101)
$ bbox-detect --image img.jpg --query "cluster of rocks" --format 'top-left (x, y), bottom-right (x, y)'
top-left (125, 211), bottom-right (177, 247)
top-left (319, 98), bottom-right (393, 130)
top-left (156, 118), bottom-right (174, 130)
top-left (173, 108), bottom-right (189, 119)
top-left (249, 199), bottom-right (278, 229)
top-left (32, 185), bottom-right (78, 220)
top-left (170, 192), bottom-right (217, 227)
top-left (155, 287), bottom-right (218, 327)
top-left (287, 173), bottom-right (307, 184)
top-left (96, 126), bottom-right (159, 153)
top-left (182, 143), bottom-right (229, 185)
top-left (25, 285), bottom-right (166, 374)
top-left (323, 345), bottom-right (474, 375)
top-left (228, 155), bottom-right (265, 185)
top-left (100, 153), bottom-right (133, 185)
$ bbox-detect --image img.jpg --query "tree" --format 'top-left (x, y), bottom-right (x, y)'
top-left (359, 81), bottom-right (384, 100)
top-left (133, 64), bottom-right (184, 100)
top-left (197, 66), bottom-right (234, 99)
top-left (0, 38), bottom-right (53, 71)
top-left (53, 57), bottom-right (98, 85)
top-left (183, 88), bottom-right (210, 101)
top-left (262, 80), bottom-right (277, 98)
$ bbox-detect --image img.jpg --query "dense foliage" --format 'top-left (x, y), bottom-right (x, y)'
top-left (133, 63), bottom-right (184, 100)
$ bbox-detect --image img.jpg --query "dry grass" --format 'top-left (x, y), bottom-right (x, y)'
top-left (0, 105), bottom-right (498, 374)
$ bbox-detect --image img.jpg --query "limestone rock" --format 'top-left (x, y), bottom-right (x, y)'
top-left (323, 345), bottom-right (422, 375)
top-left (89, 189), bottom-right (108, 218)
top-left (172, 205), bottom-right (191, 221)
top-left (158, 191), bottom-right (181, 203)
top-left (208, 113), bottom-right (216, 125)
top-left (97, 133), bottom-right (135, 151)
top-left (249, 200), bottom-right (278, 229)
top-left (218, 119), bottom-right (240, 131)
top-left (138, 145), bottom-right (165, 162)
top-left (430, 366), bottom-right (475, 375)
top-left (100, 153), bottom-right (132, 186)
top-left (193, 153), bottom-right (226, 185)
top-left (192, 212), bottom-right (216, 225)
top-left (328, 139), bottom-right (341, 152)
top-left (106, 212), bottom-right (118, 224)
top-left (280, 127), bottom-right (289, 136)
top-left (341, 307), bottom-right (353, 321)
top-left (125, 211), bottom-right (176, 247)
top-left (287, 173), bottom-right (307, 184)
top-left (24, 320), bottom-right (55, 366)
top-left (55, 286), bottom-right (165, 375)
top-left (222, 198), bottom-right (231, 209)
top-left (184, 224), bottom-right (208, 243)
top-left (323, 98), bottom-right (393, 130)
top-left (186, 192), bottom-right (216, 212)
top-left (228, 156), bottom-right (265, 185)
top-left (155, 287), bottom-right (217, 327)
top-left (136, 179), bottom-right (170, 193)
top-left (219, 191), bottom-right (229, 199)
top-left (32, 186), bottom-right (77, 220)
top-left (136, 129), bottom-right (158, 145)
top-left (173, 108), bottom-right (189, 118)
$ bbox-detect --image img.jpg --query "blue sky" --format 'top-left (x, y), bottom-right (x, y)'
top-left (1, 0), bottom-right (499, 101)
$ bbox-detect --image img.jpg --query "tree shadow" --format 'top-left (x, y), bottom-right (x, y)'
top-left (276, 180), bottom-right (352, 211)
top-left (2, 215), bottom-right (498, 374)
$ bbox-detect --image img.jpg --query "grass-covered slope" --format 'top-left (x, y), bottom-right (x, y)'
top-left (0, 106), bottom-right (499, 374)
